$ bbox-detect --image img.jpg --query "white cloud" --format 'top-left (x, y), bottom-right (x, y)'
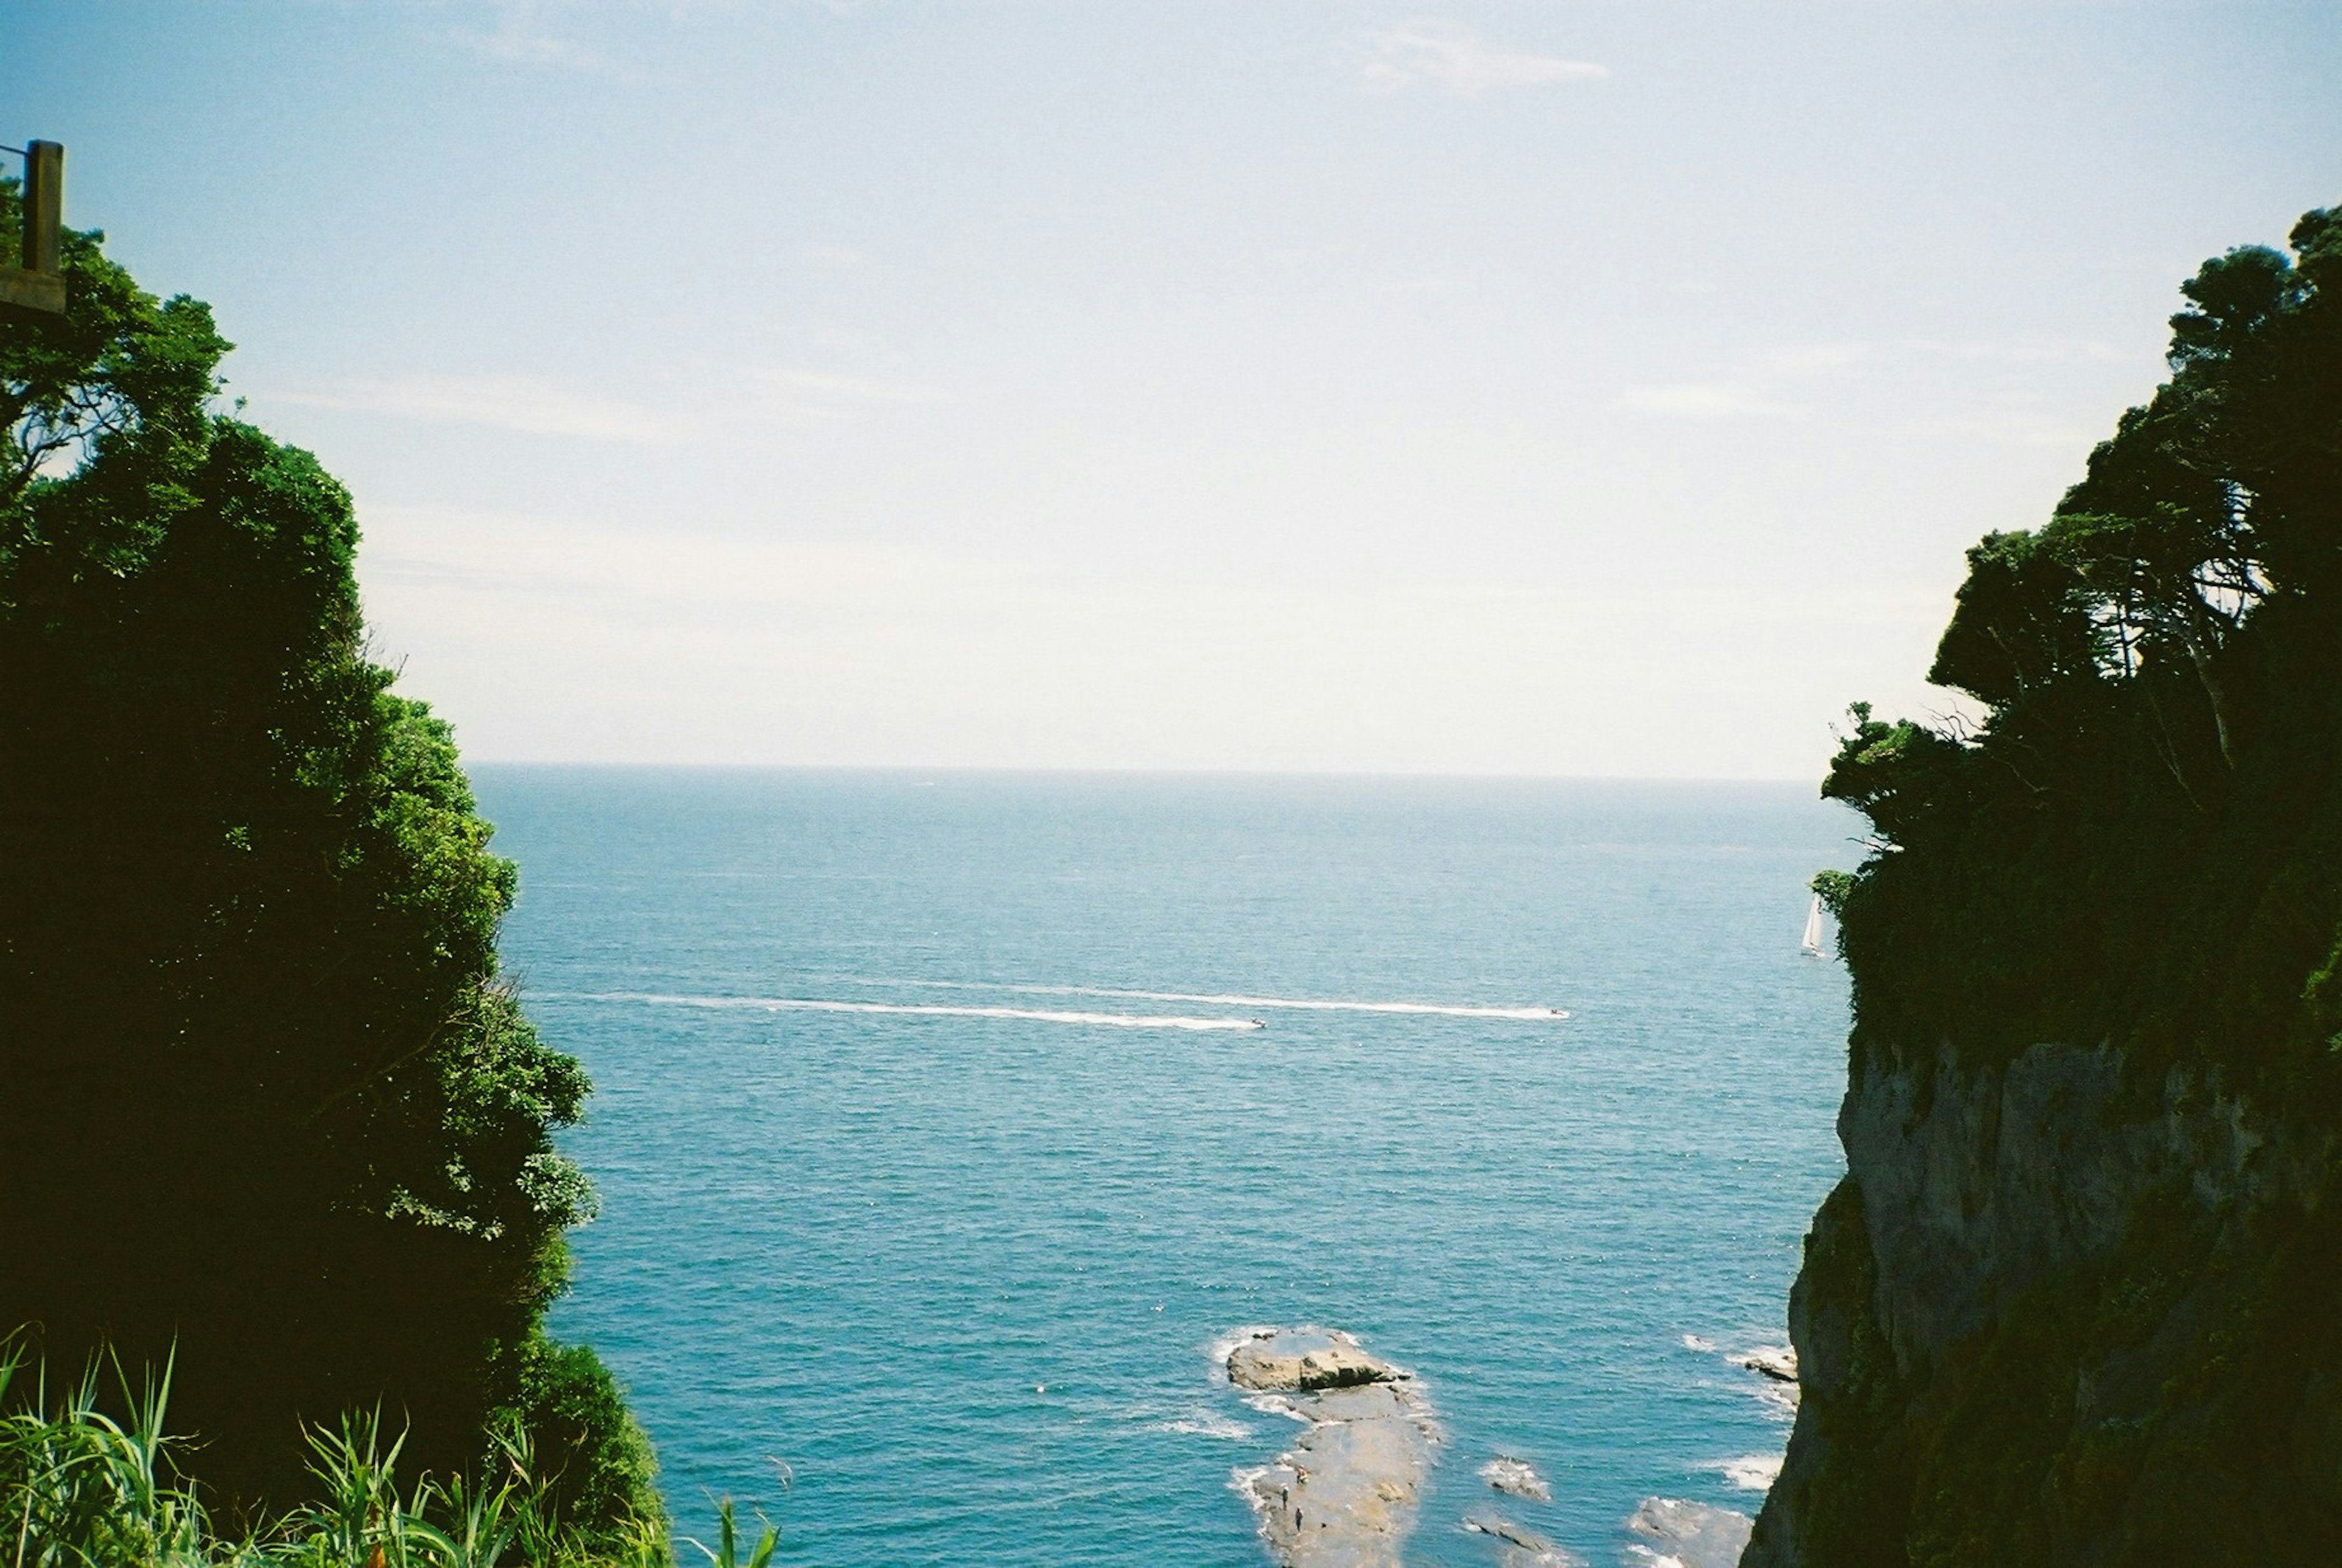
top-left (356, 505), bottom-right (1939, 776)
top-left (445, 1), bottom-right (609, 73)
top-left (1760, 342), bottom-right (1869, 376)
top-left (272, 365), bottom-right (950, 442)
top-left (1376, 273), bottom-right (1474, 298)
top-left (800, 242), bottom-right (868, 268)
top-left (1900, 335), bottom-right (2143, 367)
top-left (747, 368), bottom-right (950, 408)
top-left (1617, 342), bottom-right (1866, 422)
top-left (276, 374), bottom-right (692, 443)
top-left (1616, 384), bottom-right (1808, 421)
top-left (1354, 20), bottom-right (1608, 98)
top-left (1898, 409), bottom-right (2098, 448)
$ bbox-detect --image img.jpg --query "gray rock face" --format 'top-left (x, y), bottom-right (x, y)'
top-left (1228, 1329), bottom-right (1439, 1568)
top-left (1744, 1041), bottom-right (2342, 1567)
top-left (1837, 1044), bottom-right (2326, 1383)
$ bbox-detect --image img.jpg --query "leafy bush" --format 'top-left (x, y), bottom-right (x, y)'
top-left (0, 1339), bottom-right (676, 1567)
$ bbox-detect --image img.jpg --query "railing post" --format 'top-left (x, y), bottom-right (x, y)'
top-left (1, 139), bottom-right (67, 314)
top-left (23, 140), bottom-right (62, 274)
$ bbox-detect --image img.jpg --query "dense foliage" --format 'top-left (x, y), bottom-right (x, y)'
top-left (1823, 204), bottom-right (2342, 1086)
top-left (0, 180), bottom-right (660, 1539)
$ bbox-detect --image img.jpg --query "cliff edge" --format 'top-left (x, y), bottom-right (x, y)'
top-left (1747, 206), bottom-right (2342, 1566)
top-left (1747, 1045), bottom-right (2342, 1564)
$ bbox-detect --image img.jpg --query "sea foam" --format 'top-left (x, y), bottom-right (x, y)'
top-left (1710, 1453), bottom-right (1783, 1491)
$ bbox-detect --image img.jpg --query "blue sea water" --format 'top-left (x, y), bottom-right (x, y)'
top-left (472, 768), bottom-right (1858, 1567)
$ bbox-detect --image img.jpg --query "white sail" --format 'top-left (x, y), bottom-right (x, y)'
top-left (1800, 893), bottom-right (1826, 957)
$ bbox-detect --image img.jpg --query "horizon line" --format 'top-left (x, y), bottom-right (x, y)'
top-left (462, 759), bottom-right (1833, 787)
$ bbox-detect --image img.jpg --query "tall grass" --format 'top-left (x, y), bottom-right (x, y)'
top-left (0, 1343), bottom-right (706, 1568)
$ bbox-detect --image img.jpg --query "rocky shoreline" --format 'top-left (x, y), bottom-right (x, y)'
top-left (1219, 1326), bottom-right (1760, 1568)
top-left (1225, 1328), bottom-right (1441, 1568)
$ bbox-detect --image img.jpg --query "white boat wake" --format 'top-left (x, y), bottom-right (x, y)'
top-left (548, 992), bottom-right (1267, 1031)
top-left (839, 977), bottom-right (1570, 1022)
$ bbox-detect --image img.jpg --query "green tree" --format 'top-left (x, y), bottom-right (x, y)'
top-left (1823, 203), bottom-right (2342, 1071)
top-left (1766, 201), bottom-right (2342, 1568)
top-left (0, 176), bottom-right (661, 1538)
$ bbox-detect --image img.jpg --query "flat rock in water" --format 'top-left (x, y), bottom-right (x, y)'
top-left (1462, 1513), bottom-right (1587, 1568)
top-left (1231, 1329), bottom-right (1438, 1568)
top-left (1228, 1327), bottom-right (1398, 1392)
top-left (1739, 1346), bottom-right (1798, 1384)
top-left (1625, 1498), bottom-right (1752, 1568)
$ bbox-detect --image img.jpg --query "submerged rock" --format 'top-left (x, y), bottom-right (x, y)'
top-left (1462, 1513), bottom-right (1586, 1567)
top-left (1478, 1455), bottom-right (1552, 1501)
top-left (1625, 1497), bottom-right (1752, 1568)
top-left (1227, 1328), bottom-right (1439, 1568)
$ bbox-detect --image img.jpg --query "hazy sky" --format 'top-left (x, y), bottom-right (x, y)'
top-left (9, 2), bottom-right (2338, 775)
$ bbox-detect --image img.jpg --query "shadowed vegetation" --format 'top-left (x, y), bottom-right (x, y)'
top-left (1824, 203), bottom-right (2342, 1091)
top-left (0, 177), bottom-right (662, 1545)
top-left (0, 1339), bottom-right (700, 1567)
top-left (1767, 202), bottom-right (2342, 1566)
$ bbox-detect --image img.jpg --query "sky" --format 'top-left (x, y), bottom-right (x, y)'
top-left (7, 1), bottom-right (2339, 776)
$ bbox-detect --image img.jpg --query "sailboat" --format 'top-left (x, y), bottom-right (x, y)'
top-left (1800, 893), bottom-right (1827, 958)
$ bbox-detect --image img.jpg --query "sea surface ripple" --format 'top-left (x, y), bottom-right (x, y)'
top-left (478, 770), bottom-right (1854, 1566)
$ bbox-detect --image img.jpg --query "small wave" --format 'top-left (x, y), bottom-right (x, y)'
top-left (1710, 1455), bottom-right (1783, 1492)
top-left (1239, 1391), bottom-right (1311, 1425)
top-left (1156, 1414), bottom-right (1254, 1441)
top-left (1207, 1325), bottom-right (1287, 1372)
top-left (1681, 1334), bottom-right (1799, 1418)
top-left (548, 992), bottom-right (1265, 1031)
top-left (1228, 1464), bottom-right (1275, 1519)
top-left (839, 976), bottom-right (1569, 1021)
top-left (1211, 1327), bottom-right (1324, 1427)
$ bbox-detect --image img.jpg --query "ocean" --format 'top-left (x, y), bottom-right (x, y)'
top-left (473, 768), bottom-right (1857, 1566)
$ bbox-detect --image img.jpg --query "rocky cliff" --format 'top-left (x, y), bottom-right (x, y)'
top-left (1746, 1042), bottom-right (2342, 1564)
top-left (1744, 204), bottom-right (2342, 1567)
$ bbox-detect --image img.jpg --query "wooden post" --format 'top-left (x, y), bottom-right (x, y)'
top-left (1, 139), bottom-right (66, 314)
top-left (24, 141), bottom-right (61, 273)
